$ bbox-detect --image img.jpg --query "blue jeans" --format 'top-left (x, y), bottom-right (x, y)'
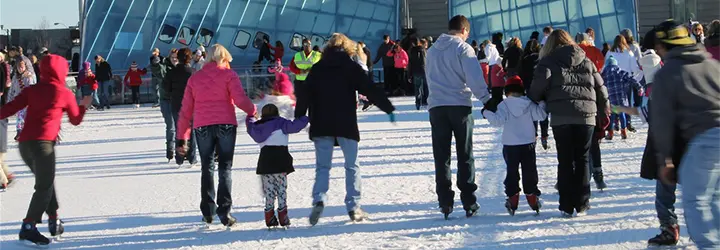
top-left (312, 136), bottom-right (361, 212)
top-left (610, 113), bottom-right (627, 130)
top-left (172, 109), bottom-right (197, 165)
top-left (99, 80), bottom-right (113, 107)
top-left (159, 100), bottom-right (174, 154)
top-left (195, 124), bottom-right (237, 218)
top-left (655, 179), bottom-right (678, 227)
top-left (679, 127), bottom-right (720, 249)
top-left (152, 77), bottom-right (162, 105)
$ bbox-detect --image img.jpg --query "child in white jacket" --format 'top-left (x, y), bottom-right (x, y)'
top-left (482, 76), bottom-right (547, 216)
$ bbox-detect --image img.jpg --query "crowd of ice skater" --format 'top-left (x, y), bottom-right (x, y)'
top-left (0, 15), bottom-right (718, 249)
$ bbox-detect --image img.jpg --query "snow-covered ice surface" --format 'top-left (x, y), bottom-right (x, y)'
top-left (0, 97), bottom-right (695, 249)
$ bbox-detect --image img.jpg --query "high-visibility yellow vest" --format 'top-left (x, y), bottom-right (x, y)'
top-left (293, 50), bottom-right (321, 81)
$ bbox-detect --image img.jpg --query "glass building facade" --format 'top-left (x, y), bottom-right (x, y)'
top-left (449, 0), bottom-right (638, 48)
top-left (81, 0), bottom-right (399, 70)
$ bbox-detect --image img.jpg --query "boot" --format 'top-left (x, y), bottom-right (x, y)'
top-left (18, 222), bottom-right (50, 246)
top-left (465, 203), bottom-right (480, 218)
top-left (264, 209), bottom-right (279, 227)
top-left (648, 224), bottom-right (679, 246)
top-left (220, 214), bottom-right (237, 227)
top-left (526, 194), bottom-right (542, 213)
top-left (278, 207), bottom-right (290, 227)
top-left (505, 193), bottom-right (519, 216)
top-left (309, 202), bottom-right (325, 226)
top-left (540, 136), bottom-right (549, 150)
top-left (593, 171), bottom-right (607, 190)
top-left (440, 206), bottom-right (453, 220)
top-left (166, 150), bottom-right (174, 162)
top-left (621, 129), bottom-right (628, 140)
top-left (605, 130), bottom-right (614, 140)
top-left (48, 218), bottom-right (64, 237)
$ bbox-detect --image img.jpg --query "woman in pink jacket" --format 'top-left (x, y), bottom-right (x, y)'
top-left (386, 45), bottom-right (409, 95)
top-left (176, 44), bottom-right (257, 228)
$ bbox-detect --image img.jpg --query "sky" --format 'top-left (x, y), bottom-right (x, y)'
top-left (0, 0), bottom-right (80, 29)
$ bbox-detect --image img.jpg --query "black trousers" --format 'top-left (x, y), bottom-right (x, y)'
top-left (131, 86), bottom-right (140, 105)
top-left (293, 79), bottom-right (308, 118)
top-left (19, 141), bottom-right (59, 222)
top-left (627, 86), bottom-right (642, 126)
top-left (503, 143), bottom-right (540, 197)
top-left (394, 69), bottom-right (407, 94)
top-left (383, 66), bottom-right (395, 94)
top-left (429, 106), bottom-right (477, 210)
top-left (589, 137), bottom-right (602, 173)
top-left (491, 87), bottom-right (504, 103)
top-left (534, 118), bottom-right (549, 138)
top-left (552, 124), bottom-right (594, 213)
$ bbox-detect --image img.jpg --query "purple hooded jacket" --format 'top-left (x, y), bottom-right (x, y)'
top-left (246, 116), bottom-right (309, 143)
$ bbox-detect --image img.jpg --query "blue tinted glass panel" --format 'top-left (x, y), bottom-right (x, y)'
top-left (533, 3), bottom-right (550, 26)
top-left (597, 0), bottom-right (614, 15)
top-left (516, 0), bottom-right (531, 7)
top-left (470, 1), bottom-right (486, 15)
top-left (486, 0), bottom-right (501, 13)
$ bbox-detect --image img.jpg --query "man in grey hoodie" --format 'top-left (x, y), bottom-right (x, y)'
top-left (425, 15), bottom-right (491, 219)
top-left (651, 20), bottom-right (720, 249)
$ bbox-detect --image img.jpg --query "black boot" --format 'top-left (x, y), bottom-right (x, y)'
top-left (220, 214), bottom-right (236, 227)
top-left (440, 206), bottom-right (453, 220)
top-left (593, 171), bottom-right (607, 190)
top-left (465, 203), bottom-right (480, 218)
top-left (648, 224), bottom-right (679, 246)
top-left (48, 218), bottom-right (64, 237)
top-left (309, 202), bottom-right (325, 226)
top-left (166, 150), bottom-right (174, 162)
top-left (19, 222), bottom-right (50, 246)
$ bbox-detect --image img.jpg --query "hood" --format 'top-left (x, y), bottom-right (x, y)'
top-left (639, 51), bottom-right (662, 67)
top-left (39, 54), bottom-right (68, 85)
top-left (503, 96), bottom-right (534, 117)
top-left (431, 34), bottom-right (467, 51)
top-left (665, 44), bottom-right (711, 63)
top-left (485, 44), bottom-right (501, 65)
top-left (545, 45), bottom-right (586, 67)
top-left (81, 61), bottom-right (91, 71)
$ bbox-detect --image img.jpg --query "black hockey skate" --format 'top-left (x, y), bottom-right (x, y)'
top-left (19, 222), bottom-right (50, 246)
top-left (440, 206), bottom-right (453, 220)
top-left (309, 202), bottom-right (325, 226)
top-left (648, 224), bottom-right (679, 246)
top-left (48, 218), bottom-right (64, 237)
top-left (465, 203), bottom-right (480, 218)
top-left (593, 171), bottom-right (607, 191)
top-left (202, 215), bottom-right (213, 226)
top-left (505, 194), bottom-right (519, 216)
top-left (348, 208), bottom-right (368, 222)
top-left (220, 214), bottom-right (236, 228)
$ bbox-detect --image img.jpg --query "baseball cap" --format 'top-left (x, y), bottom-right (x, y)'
top-left (655, 19), bottom-right (696, 46)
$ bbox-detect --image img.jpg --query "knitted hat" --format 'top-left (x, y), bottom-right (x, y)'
top-left (504, 75), bottom-right (525, 95)
top-left (606, 56), bottom-right (618, 66)
top-left (130, 61), bottom-right (138, 68)
top-left (655, 19), bottom-right (696, 46)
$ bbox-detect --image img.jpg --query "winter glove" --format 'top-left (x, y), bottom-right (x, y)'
top-left (175, 140), bottom-right (188, 157)
top-left (388, 113), bottom-right (396, 123)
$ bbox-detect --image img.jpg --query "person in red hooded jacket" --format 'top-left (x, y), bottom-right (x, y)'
top-left (0, 54), bottom-right (92, 246)
top-left (123, 61), bottom-right (147, 108)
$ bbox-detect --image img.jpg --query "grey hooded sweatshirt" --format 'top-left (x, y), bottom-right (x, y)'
top-left (650, 44), bottom-right (720, 162)
top-left (426, 34), bottom-right (490, 109)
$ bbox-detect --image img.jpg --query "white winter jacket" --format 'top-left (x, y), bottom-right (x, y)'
top-left (638, 50), bottom-right (662, 84)
top-left (605, 50), bottom-right (642, 82)
top-left (483, 96), bottom-right (547, 146)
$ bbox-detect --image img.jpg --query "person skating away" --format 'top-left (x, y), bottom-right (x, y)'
top-left (296, 33), bottom-right (395, 226)
top-left (164, 48), bottom-right (198, 167)
top-left (78, 62), bottom-right (100, 110)
top-left (425, 15), bottom-right (491, 219)
top-left (518, 39), bottom-right (550, 149)
top-left (408, 38), bottom-right (428, 110)
top-left (386, 43), bottom-right (409, 96)
top-left (8, 60), bottom-right (36, 141)
top-left (482, 76), bottom-right (546, 216)
top-left (247, 104), bottom-right (309, 229)
top-left (601, 56), bottom-right (643, 140)
top-left (124, 62), bottom-right (147, 109)
top-left (0, 54), bottom-right (93, 246)
top-left (176, 44), bottom-right (257, 228)
top-left (484, 40), bottom-right (505, 105)
top-left (589, 110), bottom-right (610, 191)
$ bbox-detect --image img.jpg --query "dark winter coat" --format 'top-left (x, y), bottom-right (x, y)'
top-left (408, 46), bottom-right (426, 75)
top-left (149, 55), bottom-right (167, 79)
top-left (363, 46), bottom-right (374, 81)
top-left (502, 46), bottom-right (523, 74)
top-left (296, 48), bottom-right (395, 142)
top-left (0, 62), bottom-right (10, 105)
top-left (95, 61), bottom-right (113, 82)
top-left (640, 97), bottom-right (688, 180)
top-left (528, 45), bottom-right (609, 126)
top-left (163, 64), bottom-right (193, 110)
top-left (519, 52), bottom-right (539, 91)
top-left (373, 41), bottom-right (395, 68)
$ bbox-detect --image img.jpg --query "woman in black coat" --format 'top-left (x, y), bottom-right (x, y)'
top-left (518, 39), bottom-right (549, 148)
top-left (163, 48), bottom-right (197, 167)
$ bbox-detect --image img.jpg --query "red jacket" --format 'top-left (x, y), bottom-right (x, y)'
top-left (267, 43), bottom-right (285, 60)
top-left (0, 54), bottom-right (86, 142)
top-left (124, 68), bottom-right (147, 87)
top-left (82, 73), bottom-right (99, 90)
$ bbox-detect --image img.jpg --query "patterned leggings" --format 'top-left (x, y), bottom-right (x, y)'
top-left (262, 173), bottom-right (288, 211)
top-left (16, 108), bottom-right (26, 132)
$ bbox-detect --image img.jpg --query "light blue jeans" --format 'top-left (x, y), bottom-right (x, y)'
top-left (311, 136), bottom-right (361, 212)
top-left (679, 127), bottom-right (720, 249)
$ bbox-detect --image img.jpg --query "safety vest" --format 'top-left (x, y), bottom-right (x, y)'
top-left (293, 50), bottom-right (321, 81)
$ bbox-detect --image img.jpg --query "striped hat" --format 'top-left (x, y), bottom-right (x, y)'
top-left (130, 61), bottom-right (138, 68)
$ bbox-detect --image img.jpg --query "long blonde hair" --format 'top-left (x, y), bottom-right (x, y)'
top-left (207, 44), bottom-right (233, 68)
top-left (539, 29), bottom-right (576, 58)
top-left (325, 33), bottom-right (358, 57)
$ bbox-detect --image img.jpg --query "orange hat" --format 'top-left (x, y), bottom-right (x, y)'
top-left (505, 75), bottom-right (523, 87)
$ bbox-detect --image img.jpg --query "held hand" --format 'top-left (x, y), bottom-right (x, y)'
top-left (80, 96), bottom-right (93, 108)
top-left (658, 159), bottom-right (677, 185)
top-left (176, 146), bottom-right (186, 157)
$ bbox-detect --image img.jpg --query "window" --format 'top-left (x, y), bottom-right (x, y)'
top-left (177, 26), bottom-right (196, 46)
top-left (253, 31), bottom-right (270, 50)
top-left (234, 30), bottom-right (251, 49)
top-left (195, 28), bottom-right (214, 47)
top-left (311, 34), bottom-right (326, 48)
top-left (158, 24), bottom-right (177, 44)
top-left (289, 33), bottom-right (307, 51)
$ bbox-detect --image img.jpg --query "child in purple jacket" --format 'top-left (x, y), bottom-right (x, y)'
top-left (246, 104), bottom-right (309, 229)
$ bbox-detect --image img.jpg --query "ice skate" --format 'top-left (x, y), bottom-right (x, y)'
top-left (309, 202), bottom-right (324, 226)
top-left (605, 130), bottom-right (614, 140)
top-left (576, 205), bottom-right (590, 217)
top-left (220, 214), bottom-right (237, 228)
top-left (202, 215), bottom-right (213, 228)
top-left (620, 128), bottom-right (628, 139)
top-left (593, 171), bottom-right (607, 191)
top-left (278, 207), bottom-right (290, 228)
top-left (48, 218), bottom-right (64, 237)
top-left (505, 194), bottom-right (519, 216)
top-left (540, 136), bottom-right (549, 150)
top-left (361, 102), bottom-right (374, 112)
top-left (560, 211), bottom-right (573, 218)
top-left (648, 224), bottom-right (679, 246)
top-left (348, 208), bottom-right (368, 222)
top-left (265, 209), bottom-right (279, 229)
top-left (440, 206), bottom-right (453, 220)
top-left (526, 194), bottom-right (542, 215)
top-left (134, 104), bottom-right (140, 109)
top-left (465, 203), bottom-right (480, 218)
top-left (18, 222), bottom-right (50, 247)
top-left (627, 123), bottom-right (636, 133)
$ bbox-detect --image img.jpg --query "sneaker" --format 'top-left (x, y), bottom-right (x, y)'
top-left (264, 209), bottom-right (279, 227)
top-left (18, 222), bottom-right (50, 246)
top-left (348, 208), bottom-right (368, 222)
top-left (593, 171), bottom-right (607, 190)
top-left (505, 194), bottom-right (519, 216)
top-left (277, 207), bottom-right (290, 227)
top-left (465, 203), bottom-right (480, 218)
top-left (526, 194), bottom-right (542, 212)
top-left (309, 202), bottom-right (324, 226)
top-left (620, 128), bottom-right (628, 140)
top-left (48, 218), bottom-right (64, 237)
top-left (540, 137), bottom-right (549, 150)
top-left (220, 214), bottom-right (236, 227)
top-left (648, 224), bottom-right (679, 246)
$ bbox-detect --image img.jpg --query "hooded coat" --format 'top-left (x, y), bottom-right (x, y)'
top-left (0, 54), bottom-right (86, 141)
top-left (528, 45), bottom-right (609, 126)
top-left (296, 47), bottom-right (395, 142)
top-left (482, 96), bottom-right (547, 145)
top-left (704, 34), bottom-right (720, 60)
